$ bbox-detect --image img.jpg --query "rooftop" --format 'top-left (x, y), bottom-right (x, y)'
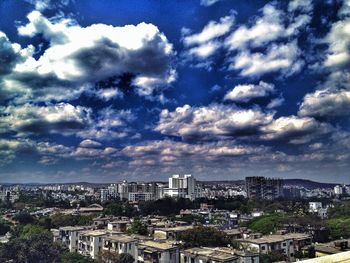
top-left (183, 247), bottom-right (237, 261)
top-left (239, 233), bottom-right (311, 244)
top-left (139, 240), bottom-right (178, 251)
top-left (79, 230), bottom-right (107, 237)
top-left (59, 226), bottom-right (86, 231)
top-left (155, 225), bottom-right (193, 232)
top-left (105, 235), bottom-right (136, 243)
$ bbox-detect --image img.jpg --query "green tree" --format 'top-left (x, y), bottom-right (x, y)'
top-left (50, 213), bottom-right (94, 228)
top-left (177, 226), bottom-right (229, 248)
top-left (249, 213), bottom-right (285, 235)
top-left (104, 202), bottom-right (136, 217)
top-left (62, 252), bottom-right (95, 263)
top-left (13, 211), bottom-right (35, 224)
top-left (117, 253), bottom-right (134, 263)
top-left (128, 218), bottom-right (148, 235)
top-left (0, 220), bottom-right (11, 235)
top-left (260, 251), bottom-right (286, 263)
top-left (0, 232), bottom-right (64, 263)
top-left (326, 217), bottom-right (350, 240)
top-left (20, 224), bottom-right (50, 239)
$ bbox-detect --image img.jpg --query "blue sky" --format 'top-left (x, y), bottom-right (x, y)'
top-left (0, 0), bottom-right (349, 183)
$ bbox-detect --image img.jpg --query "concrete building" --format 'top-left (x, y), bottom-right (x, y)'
top-left (245, 177), bottom-right (283, 200)
top-left (58, 226), bottom-right (86, 253)
top-left (309, 202), bottom-right (323, 213)
top-left (180, 247), bottom-right (259, 263)
top-left (0, 188), bottom-right (19, 203)
top-left (237, 233), bottom-right (311, 261)
top-left (136, 240), bottom-right (179, 263)
top-left (164, 174), bottom-right (201, 200)
top-left (78, 230), bottom-right (107, 259)
top-left (107, 220), bottom-right (130, 232)
top-left (103, 235), bottom-right (138, 262)
top-left (128, 192), bottom-right (154, 202)
top-left (154, 225), bottom-right (194, 240)
top-left (334, 185), bottom-right (344, 195)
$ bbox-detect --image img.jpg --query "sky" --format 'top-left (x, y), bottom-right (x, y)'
top-left (0, 0), bottom-right (349, 184)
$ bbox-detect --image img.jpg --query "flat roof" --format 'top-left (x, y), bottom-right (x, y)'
top-left (139, 240), bottom-right (178, 251)
top-left (155, 225), bottom-right (193, 232)
top-left (183, 247), bottom-right (237, 261)
top-left (315, 245), bottom-right (342, 255)
top-left (239, 235), bottom-right (291, 244)
top-left (108, 220), bottom-right (130, 224)
top-left (105, 235), bottom-right (136, 243)
top-left (80, 230), bottom-right (107, 237)
top-left (59, 226), bottom-right (86, 231)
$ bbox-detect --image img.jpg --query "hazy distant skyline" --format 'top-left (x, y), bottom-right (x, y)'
top-left (0, 0), bottom-right (350, 183)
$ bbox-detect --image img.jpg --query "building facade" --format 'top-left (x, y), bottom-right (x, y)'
top-left (245, 177), bottom-right (283, 200)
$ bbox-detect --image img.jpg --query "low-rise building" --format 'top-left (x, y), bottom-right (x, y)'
top-left (180, 247), bottom-right (259, 263)
top-left (154, 225), bottom-right (194, 240)
top-left (128, 192), bottom-right (154, 202)
top-left (137, 240), bottom-right (179, 263)
top-left (107, 220), bottom-right (130, 232)
top-left (237, 233), bottom-right (311, 261)
top-left (315, 239), bottom-right (349, 257)
top-left (58, 226), bottom-right (86, 252)
top-left (103, 235), bottom-right (138, 261)
top-left (78, 230), bottom-right (107, 259)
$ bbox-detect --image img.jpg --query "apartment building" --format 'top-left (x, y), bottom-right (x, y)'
top-left (58, 226), bottom-right (86, 252)
top-left (78, 230), bottom-right (108, 259)
top-left (107, 220), bottom-right (130, 232)
top-left (136, 240), bottom-right (179, 263)
top-left (180, 247), bottom-right (259, 263)
top-left (103, 235), bottom-right (138, 262)
top-left (237, 233), bottom-right (311, 261)
top-left (154, 225), bottom-right (194, 240)
top-left (245, 177), bottom-right (283, 200)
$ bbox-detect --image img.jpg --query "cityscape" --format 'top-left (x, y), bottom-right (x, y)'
top-left (0, 175), bottom-right (350, 262)
top-left (1, 0), bottom-right (350, 262)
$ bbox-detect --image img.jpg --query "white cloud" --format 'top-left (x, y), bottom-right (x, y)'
top-left (267, 96), bottom-right (285, 109)
top-left (323, 18), bottom-right (350, 68)
top-left (200, 0), bottom-right (223, 7)
top-left (288, 0), bottom-right (313, 13)
top-left (122, 140), bottom-right (268, 164)
top-left (230, 41), bottom-right (303, 77)
top-left (156, 103), bottom-right (332, 144)
top-left (155, 104), bottom-right (274, 140)
top-left (225, 3), bottom-right (311, 51)
top-left (225, 4), bottom-right (284, 50)
top-left (0, 103), bottom-right (91, 135)
top-left (299, 89), bottom-right (350, 117)
top-left (77, 108), bottom-right (136, 141)
top-left (224, 81), bottom-right (275, 102)
top-left (5, 11), bottom-right (175, 102)
top-left (261, 116), bottom-right (332, 143)
top-left (183, 15), bottom-right (234, 46)
top-left (182, 13), bottom-right (235, 60)
top-left (79, 139), bottom-right (102, 148)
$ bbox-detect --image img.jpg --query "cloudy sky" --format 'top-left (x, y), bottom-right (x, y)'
top-left (0, 0), bottom-right (349, 183)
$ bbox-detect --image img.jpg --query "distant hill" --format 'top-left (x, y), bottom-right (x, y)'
top-left (283, 179), bottom-right (341, 189)
top-left (200, 178), bottom-right (343, 189)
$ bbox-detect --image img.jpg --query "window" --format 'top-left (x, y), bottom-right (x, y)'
top-left (261, 246), bottom-right (265, 250)
top-left (282, 242), bottom-right (286, 247)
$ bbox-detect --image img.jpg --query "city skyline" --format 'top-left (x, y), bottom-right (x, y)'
top-left (0, 0), bottom-right (350, 183)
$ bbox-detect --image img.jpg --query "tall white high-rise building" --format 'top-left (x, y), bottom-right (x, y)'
top-left (334, 185), bottom-right (344, 195)
top-left (165, 174), bottom-right (200, 200)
